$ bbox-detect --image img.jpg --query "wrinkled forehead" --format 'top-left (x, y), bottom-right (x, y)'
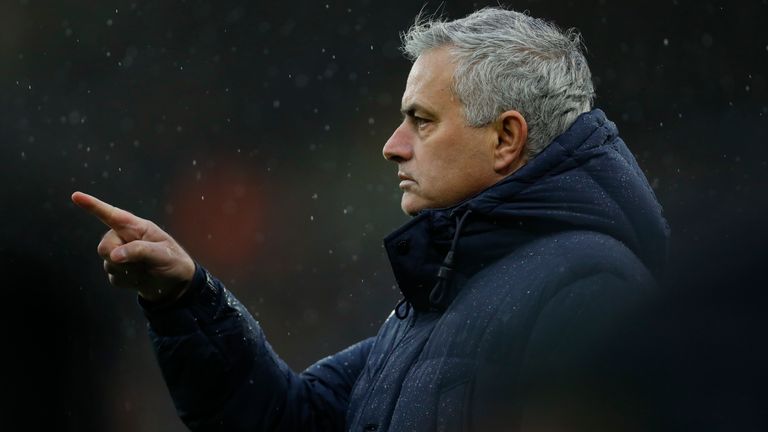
top-left (402, 47), bottom-right (458, 110)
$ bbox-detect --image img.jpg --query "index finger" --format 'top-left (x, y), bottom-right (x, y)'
top-left (71, 191), bottom-right (141, 234)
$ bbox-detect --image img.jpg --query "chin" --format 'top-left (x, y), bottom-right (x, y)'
top-left (401, 194), bottom-right (429, 216)
top-left (401, 206), bottom-right (419, 217)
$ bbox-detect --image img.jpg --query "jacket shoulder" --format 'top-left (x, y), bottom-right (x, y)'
top-left (483, 230), bottom-right (656, 290)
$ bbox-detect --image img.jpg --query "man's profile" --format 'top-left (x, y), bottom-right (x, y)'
top-left (73, 7), bottom-right (668, 431)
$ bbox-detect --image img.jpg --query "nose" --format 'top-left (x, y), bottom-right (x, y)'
top-left (382, 121), bottom-right (414, 163)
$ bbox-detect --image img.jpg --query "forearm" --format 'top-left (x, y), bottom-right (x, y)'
top-left (140, 264), bottom-right (347, 431)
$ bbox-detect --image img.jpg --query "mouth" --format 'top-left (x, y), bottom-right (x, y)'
top-left (398, 172), bottom-right (416, 190)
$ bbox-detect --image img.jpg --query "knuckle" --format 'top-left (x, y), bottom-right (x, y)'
top-left (142, 220), bottom-right (158, 237)
top-left (97, 230), bottom-right (119, 257)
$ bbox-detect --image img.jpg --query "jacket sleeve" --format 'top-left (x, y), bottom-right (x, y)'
top-left (139, 263), bottom-right (374, 432)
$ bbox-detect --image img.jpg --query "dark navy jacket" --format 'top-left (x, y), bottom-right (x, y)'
top-left (141, 109), bottom-right (669, 431)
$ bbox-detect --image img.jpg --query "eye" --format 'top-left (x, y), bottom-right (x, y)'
top-left (412, 115), bottom-right (431, 128)
top-left (401, 109), bottom-right (433, 130)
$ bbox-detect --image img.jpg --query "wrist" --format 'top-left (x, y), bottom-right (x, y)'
top-left (138, 262), bottom-right (205, 311)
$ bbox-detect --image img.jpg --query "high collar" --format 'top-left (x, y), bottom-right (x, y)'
top-left (383, 109), bottom-right (670, 314)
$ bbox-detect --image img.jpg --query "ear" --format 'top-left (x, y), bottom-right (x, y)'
top-left (493, 110), bottom-right (528, 176)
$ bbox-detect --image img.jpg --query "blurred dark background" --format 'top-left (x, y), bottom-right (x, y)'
top-left (1, 0), bottom-right (766, 430)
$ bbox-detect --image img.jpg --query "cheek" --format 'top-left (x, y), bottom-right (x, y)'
top-left (414, 156), bottom-right (467, 205)
top-left (422, 139), bottom-right (479, 178)
top-left (416, 157), bottom-right (452, 194)
top-left (424, 135), bottom-right (495, 198)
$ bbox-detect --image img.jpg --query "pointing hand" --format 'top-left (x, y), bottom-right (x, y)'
top-left (71, 191), bottom-right (196, 303)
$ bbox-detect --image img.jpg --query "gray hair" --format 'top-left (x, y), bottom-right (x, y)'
top-left (401, 7), bottom-right (596, 159)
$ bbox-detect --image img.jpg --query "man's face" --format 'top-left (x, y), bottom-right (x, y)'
top-left (383, 47), bottom-right (501, 216)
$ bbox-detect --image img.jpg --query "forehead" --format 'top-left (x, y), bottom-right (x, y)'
top-left (402, 47), bottom-right (458, 113)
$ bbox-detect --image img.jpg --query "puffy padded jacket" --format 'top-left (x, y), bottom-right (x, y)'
top-left (141, 109), bottom-right (669, 431)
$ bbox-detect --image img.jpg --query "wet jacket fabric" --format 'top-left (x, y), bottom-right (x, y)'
top-left (141, 109), bottom-right (669, 431)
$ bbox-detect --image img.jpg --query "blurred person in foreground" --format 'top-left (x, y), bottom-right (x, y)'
top-left (73, 7), bottom-right (669, 431)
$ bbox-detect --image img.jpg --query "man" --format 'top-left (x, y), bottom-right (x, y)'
top-left (73, 7), bottom-right (669, 431)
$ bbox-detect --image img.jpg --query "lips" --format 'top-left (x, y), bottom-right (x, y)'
top-left (398, 172), bottom-right (415, 190)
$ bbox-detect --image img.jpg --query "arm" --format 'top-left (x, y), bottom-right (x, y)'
top-left (142, 264), bottom-right (373, 431)
top-left (71, 192), bottom-right (372, 431)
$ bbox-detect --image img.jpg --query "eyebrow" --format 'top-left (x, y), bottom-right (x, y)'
top-left (400, 103), bottom-right (432, 117)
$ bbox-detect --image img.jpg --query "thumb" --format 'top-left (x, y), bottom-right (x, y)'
top-left (110, 240), bottom-right (171, 267)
